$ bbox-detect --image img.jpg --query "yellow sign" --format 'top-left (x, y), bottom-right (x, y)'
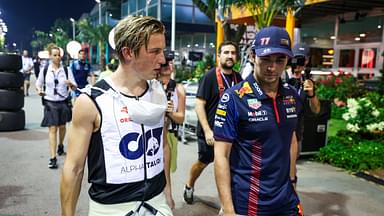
top-left (305, 0), bottom-right (330, 5)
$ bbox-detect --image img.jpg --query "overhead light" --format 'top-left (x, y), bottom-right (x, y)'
top-left (330, 36), bottom-right (336, 40)
top-left (187, 44), bottom-right (191, 48)
top-left (313, 37), bottom-right (317, 41)
top-left (378, 25), bottom-right (382, 29)
top-left (194, 44), bottom-right (199, 47)
top-left (359, 33), bottom-right (366, 37)
top-left (355, 37), bottom-right (361, 41)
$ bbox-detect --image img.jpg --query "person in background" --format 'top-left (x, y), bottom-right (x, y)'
top-left (240, 46), bottom-right (255, 79)
top-left (214, 26), bottom-right (304, 215)
top-left (158, 50), bottom-right (186, 173)
top-left (288, 43), bottom-right (321, 188)
top-left (60, 16), bottom-right (174, 216)
top-left (183, 41), bottom-right (242, 204)
top-left (33, 56), bottom-right (41, 79)
top-left (70, 49), bottom-right (94, 96)
top-left (35, 46), bottom-right (77, 169)
top-left (21, 50), bottom-right (34, 96)
top-left (97, 58), bottom-right (117, 82)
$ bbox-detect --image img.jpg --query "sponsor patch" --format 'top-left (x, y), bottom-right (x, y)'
top-left (248, 117), bottom-right (268, 122)
top-left (217, 103), bottom-right (227, 110)
top-left (235, 82), bottom-right (253, 98)
top-left (282, 95), bottom-right (296, 105)
top-left (287, 114), bottom-right (298, 119)
top-left (247, 98), bottom-right (262, 110)
top-left (221, 93), bottom-right (230, 103)
top-left (286, 107), bottom-right (296, 114)
top-left (248, 110), bottom-right (267, 117)
top-left (214, 120), bottom-right (224, 128)
top-left (216, 109), bottom-right (227, 116)
top-left (253, 82), bottom-right (264, 96)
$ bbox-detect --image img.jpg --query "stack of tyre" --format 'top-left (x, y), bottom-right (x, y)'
top-left (0, 53), bottom-right (25, 131)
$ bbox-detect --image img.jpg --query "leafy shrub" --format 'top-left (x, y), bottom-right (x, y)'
top-left (316, 71), bottom-right (366, 101)
top-left (342, 97), bottom-right (384, 133)
top-left (331, 104), bottom-right (346, 119)
top-left (316, 133), bottom-right (384, 171)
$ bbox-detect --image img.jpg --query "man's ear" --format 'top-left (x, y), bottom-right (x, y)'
top-left (121, 47), bottom-right (134, 61)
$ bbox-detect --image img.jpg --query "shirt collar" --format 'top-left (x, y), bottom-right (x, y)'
top-left (246, 74), bottom-right (292, 99)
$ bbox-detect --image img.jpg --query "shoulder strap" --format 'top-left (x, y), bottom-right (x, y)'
top-left (63, 66), bottom-right (68, 79)
top-left (42, 65), bottom-right (49, 91)
top-left (216, 67), bottom-right (225, 97)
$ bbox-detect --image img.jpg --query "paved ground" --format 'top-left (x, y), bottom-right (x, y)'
top-left (0, 77), bottom-right (384, 216)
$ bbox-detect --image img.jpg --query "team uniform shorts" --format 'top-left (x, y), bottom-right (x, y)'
top-left (88, 192), bottom-right (173, 216)
top-left (41, 100), bottom-right (72, 127)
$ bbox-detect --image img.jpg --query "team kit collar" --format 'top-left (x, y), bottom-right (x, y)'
top-left (244, 74), bottom-right (292, 100)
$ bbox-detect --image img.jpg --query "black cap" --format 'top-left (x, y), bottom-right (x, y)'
top-left (292, 43), bottom-right (310, 57)
top-left (164, 50), bottom-right (174, 62)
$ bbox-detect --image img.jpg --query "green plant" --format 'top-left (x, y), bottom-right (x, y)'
top-left (192, 54), bottom-right (215, 80)
top-left (331, 104), bottom-right (346, 119)
top-left (316, 72), bottom-right (366, 102)
top-left (316, 84), bottom-right (336, 101)
top-left (342, 97), bottom-right (384, 133)
top-left (316, 134), bottom-right (384, 172)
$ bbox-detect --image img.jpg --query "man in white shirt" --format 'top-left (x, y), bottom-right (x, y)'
top-left (20, 50), bottom-right (34, 96)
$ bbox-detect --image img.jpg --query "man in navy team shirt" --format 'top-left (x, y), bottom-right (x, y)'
top-left (214, 26), bottom-right (305, 216)
top-left (70, 49), bottom-right (95, 96)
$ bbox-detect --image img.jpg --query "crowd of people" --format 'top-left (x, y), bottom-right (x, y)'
top-left (19, 15), bottom-right (323, 216)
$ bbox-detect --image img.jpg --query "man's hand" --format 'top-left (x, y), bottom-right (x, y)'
top-left (204, 129), bottom-right (215, 146)
top-left (303, 79), bottom-right (315, 97)
top-left (37, 89), bottom-right (45, 96)
top-left (166, 100), bottom-right (174, 113)
top-left (164, 185), bottom-right (175, 210)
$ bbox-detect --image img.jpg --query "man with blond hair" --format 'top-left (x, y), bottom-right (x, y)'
top-left (60, 16), bottom-right (174, 216)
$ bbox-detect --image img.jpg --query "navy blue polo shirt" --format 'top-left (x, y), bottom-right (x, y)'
top-left (214, 75), bottom-right (303, 215)
top-left (71, 60), bottom-right (91, 89)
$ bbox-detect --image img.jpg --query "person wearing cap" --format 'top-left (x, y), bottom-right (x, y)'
top-left (158, 50), bottom-right (186, 173)
top-left (183, 41), bottom-right (242, 205)
top-left (288, 43), bottom-right (321, 186)
top-left (213, 26), bottom-right (304, 216)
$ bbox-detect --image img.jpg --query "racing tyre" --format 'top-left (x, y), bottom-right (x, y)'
top-left (0, 110), bottom-right (25, 131)
top-left (0, 54), bottom-right (22, 71)
top-left (0, 89), bottom-right (24, 111)
top-left (0, 71), bottom-right (24, 88)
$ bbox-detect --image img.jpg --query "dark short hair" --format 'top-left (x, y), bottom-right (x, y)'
top-left (218, 41), bottom-right (238, 55)
top-left (78, 49), bottom-right (86, 54)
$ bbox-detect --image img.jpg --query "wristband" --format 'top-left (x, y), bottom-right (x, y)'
top-left (291, 176), bottom-right (298, 184)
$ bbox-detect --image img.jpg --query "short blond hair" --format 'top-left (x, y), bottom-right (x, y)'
top-left (114, 16), bottom-right (165, 62)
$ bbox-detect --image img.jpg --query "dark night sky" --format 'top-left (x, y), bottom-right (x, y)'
top-left (1, 0), bottom-right (96, 51)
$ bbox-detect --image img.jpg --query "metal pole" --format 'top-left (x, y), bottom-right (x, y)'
top-left (171, 0), bottom-right (176, 51)
top-left (72, 22), bottom-right (75, 40)
top-left (98, 2), bottom-right (102, 25)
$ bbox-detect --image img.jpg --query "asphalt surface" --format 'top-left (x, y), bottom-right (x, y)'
top-left (0, 77), bottom-right (384, 216)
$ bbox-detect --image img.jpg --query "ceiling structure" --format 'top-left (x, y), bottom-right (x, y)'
top-left (299, 0), bottom-right (384, 23)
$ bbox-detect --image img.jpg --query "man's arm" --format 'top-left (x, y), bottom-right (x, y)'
top-left (167, 84), bottom-right (186, 124)
top-left (60, 94), bottom-right (97, 216)
top-left (162, 125), bottom-right (175, 209)
top-left (303, 79), bottom-right (320, 114)
top-left (214, 140), bottom-right (235, 215)
top-left (290, 131), bottom-right (298, 189)
top-left (195, 98), bottom-right (214, 145)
